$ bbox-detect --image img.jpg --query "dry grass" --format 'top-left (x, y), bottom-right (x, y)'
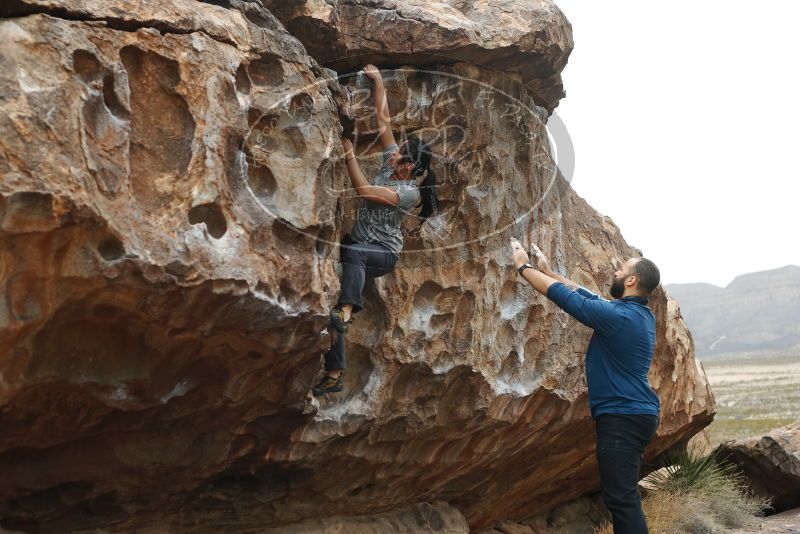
top-left (595, 491), bottom-right (763, 534)
top-left (594, 493), bottom-right (689, 534)
top-left (594, 450), bottom-right (768, 534)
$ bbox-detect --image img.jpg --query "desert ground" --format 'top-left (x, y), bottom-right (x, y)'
top-left (702, 351), bottom-right (800, 445)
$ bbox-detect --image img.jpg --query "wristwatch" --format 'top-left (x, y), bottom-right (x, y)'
top-left (517, 262), bottom-right (533, 275)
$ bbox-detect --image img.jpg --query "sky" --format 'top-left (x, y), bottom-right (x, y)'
top-left (552, 0), bottom-right (800, 287)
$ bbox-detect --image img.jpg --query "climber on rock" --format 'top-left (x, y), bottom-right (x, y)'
top-left (312, 64), bottom-right (439, 397)
top-left (510, 237), bottom-right (661, 534)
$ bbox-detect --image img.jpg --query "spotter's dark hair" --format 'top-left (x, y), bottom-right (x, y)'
top-left (634, 258), bottom-right (661, 294)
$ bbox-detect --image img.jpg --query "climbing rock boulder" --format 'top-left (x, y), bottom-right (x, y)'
top-left (0, 0), bottom-right (714, 531)
top-left (264, 501), bottom-right (470, 534)
top-left (0, 1), bottom-right (345, 530)
top-left (263, 0), bottom-right (573, 112)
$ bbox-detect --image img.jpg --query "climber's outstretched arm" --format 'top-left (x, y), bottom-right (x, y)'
top-left (363, 64), bottom-right (396, 150)
top-left (342, 138), bottom-right (400, 206)
top-left (510, 238), bottom-right (623, 336)
top-left (528, 243), bottom-right (580, 291)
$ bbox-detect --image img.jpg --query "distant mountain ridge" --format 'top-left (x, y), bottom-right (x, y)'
top-left (667, 265), bottom-right (800, 357)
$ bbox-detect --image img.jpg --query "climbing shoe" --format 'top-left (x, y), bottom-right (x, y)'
top-left (329, 307), bottom-right (353, 334)
top-left (312, 373), bottom-right (343, 396)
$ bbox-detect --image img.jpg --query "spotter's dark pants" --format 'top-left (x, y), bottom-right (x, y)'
top-left (595, 413), bottom-right (659, 534)
top-left (324, 235), bottom-right (396, 371)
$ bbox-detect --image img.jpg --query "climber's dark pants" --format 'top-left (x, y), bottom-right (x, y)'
top-left (595, 413), bottom-right (659, 534)
top-left (324, 235), bottom-right (396, 371)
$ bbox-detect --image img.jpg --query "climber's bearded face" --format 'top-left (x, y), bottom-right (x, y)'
top-left (610, 258), bottom-right (639, 299)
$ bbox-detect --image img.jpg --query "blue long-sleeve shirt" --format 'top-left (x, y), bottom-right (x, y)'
top-left (546, 282), bottom-right (660, 419)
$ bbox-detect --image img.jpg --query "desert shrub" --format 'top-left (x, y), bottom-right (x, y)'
top-left (594, 449), bottom-right (769, 534)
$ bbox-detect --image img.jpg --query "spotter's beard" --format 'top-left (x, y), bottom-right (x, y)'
top-left (610, 276), bottom-right (625, 299)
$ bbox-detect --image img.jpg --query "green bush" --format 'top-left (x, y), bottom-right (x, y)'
top-left (644, 448), bottom-right (739, 493)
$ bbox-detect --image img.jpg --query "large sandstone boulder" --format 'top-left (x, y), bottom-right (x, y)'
top-left (266, 501), bottom-right (470, 534)
top-left (716, 419), bottom-right (800, 513)
top-left (263, 0), bottom-right (574, 112)
top-left (0, 0), bottom-right (713, 531)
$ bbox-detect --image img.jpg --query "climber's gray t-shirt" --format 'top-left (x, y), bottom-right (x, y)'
top-left (349, 143), bottom-right (420, 256)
